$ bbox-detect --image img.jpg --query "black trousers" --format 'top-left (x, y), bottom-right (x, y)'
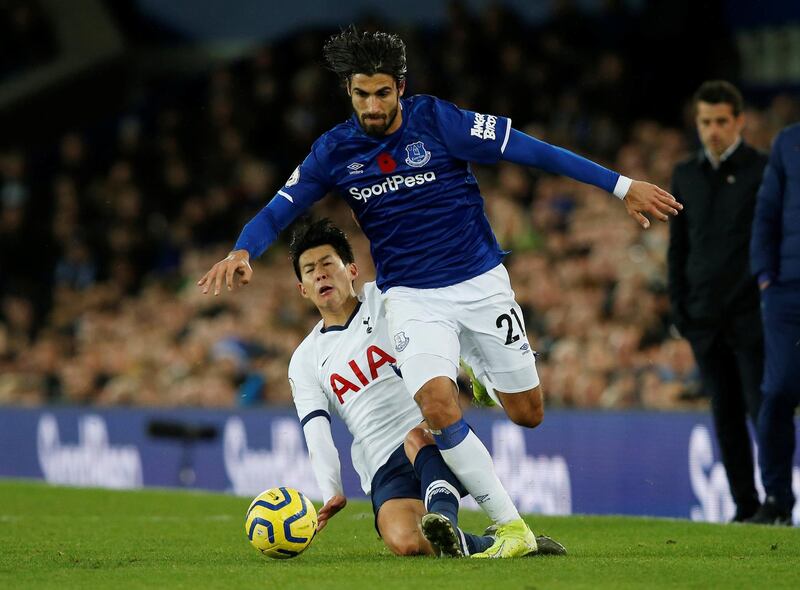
top-left (687, 311), bottom-right (764, 512)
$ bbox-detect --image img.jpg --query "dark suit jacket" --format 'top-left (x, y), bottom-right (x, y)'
top-left (751, 123), bottom-right (800, 285)
top-left (668, 141), bottom-right (767, 340)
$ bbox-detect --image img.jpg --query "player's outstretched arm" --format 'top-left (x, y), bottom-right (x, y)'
top-left (301, 415), bottom-right (347, 532)
top-left (197, 249), bottom-right (253, 296)
top-left (317, 495), bottom-right (347, 532)
top-left (500, 128), bottom-right (682, 228)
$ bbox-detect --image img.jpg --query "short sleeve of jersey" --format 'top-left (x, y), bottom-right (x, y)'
top-left (288, 344), bottom-right (330, 424)
top-left (432, 98), bottom-right (512, 165)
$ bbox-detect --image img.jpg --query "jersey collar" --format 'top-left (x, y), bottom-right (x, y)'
top-left (320, 301), bottom-right (362, 333)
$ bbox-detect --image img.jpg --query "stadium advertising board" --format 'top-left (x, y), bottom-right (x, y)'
top-left (0, 407), bottom-right (797, 524)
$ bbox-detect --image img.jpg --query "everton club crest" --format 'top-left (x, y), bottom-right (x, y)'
top-left (393, 331), bottom-right (410, 352)
top-left (404, 141), bottom-right (431, 168)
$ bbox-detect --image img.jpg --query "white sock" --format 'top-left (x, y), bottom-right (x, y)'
top-left (439, 430), bottom-right (520, 525)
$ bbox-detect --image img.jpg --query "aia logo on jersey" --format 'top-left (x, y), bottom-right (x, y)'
top-left (377, 153), bottom-right (397, 173)
top-left (330, 345), bottom-right (397, 404)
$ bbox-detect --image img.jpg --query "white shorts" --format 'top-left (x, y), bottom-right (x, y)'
top-left (384, 264), bottom-right (539, 397)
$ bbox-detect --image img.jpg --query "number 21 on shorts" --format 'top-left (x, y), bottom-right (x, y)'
top-left (496, 308), bottom-right (525, 345)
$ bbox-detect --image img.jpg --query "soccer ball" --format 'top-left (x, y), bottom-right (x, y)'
top-left (245, 487), bottom-right (318, 559)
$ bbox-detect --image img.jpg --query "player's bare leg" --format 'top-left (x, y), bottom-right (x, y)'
top-left (413, 376), bottom-right (462, 430)
top-left (376, 499), bottom-right (434, 556)
top-left (462, 361), bottom-right (544, 428)
top-left (495, 385), bottom-right (544, 429)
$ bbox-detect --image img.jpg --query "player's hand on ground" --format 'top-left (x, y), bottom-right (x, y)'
top-left (317, 495), bottom-right (347, 532)
top-left (623, 180), bottom-right (682, 229)
top-left (197, 249), bottom-right (253, 296)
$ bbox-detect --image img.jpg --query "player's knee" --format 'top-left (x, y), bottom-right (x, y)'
top-left (384, 533), bottom-right (424, 556)
top-left (403, 426), bottom-right (434, 463)
top-left (414, 378), bottom-right (460, 428)
top-left (389, 541), bottom-right (423, 557)
top-left (416, 396), bottom-right (460, 429)
top-left (503, 387), bottom-right (544, 428)
top-left (509, 404), bottom-right (544, 428)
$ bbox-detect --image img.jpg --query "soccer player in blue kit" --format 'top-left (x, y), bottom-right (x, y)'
top-left (198, 28), bottom-right (683, 557)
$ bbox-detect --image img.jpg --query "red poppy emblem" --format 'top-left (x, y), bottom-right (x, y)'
top-left (377, 153), bottom-right (397, 173)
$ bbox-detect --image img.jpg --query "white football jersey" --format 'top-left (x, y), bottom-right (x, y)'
top-left (289, 282), bottom-right (423, 494)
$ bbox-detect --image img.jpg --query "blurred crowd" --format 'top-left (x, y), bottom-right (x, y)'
top-left (0, 0), bottom-right (55, 81)
top-left (1, 3), bottom-right (799, 410)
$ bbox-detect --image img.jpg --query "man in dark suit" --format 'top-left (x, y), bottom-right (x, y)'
top-left (668, 81), bottom-right (767, 522)
top-left (748, 122), bottom-right (800, 526)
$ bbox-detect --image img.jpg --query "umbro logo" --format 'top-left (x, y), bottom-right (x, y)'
top-left (347, 162), bottom-right (364, 175)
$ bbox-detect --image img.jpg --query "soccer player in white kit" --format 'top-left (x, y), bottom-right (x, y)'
top-left (287, 219), bottom-right (566, 557)
top-left (199, 28), bottom-right (682, 557)
top-left (288, 219), bottom-right (491, 557)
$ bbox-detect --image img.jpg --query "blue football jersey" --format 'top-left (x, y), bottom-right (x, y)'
top-left (238, 95), bottom-right (513, 291)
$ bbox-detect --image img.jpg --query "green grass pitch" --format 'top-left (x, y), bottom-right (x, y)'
top-left (0, 480), bottom-right (797, 589)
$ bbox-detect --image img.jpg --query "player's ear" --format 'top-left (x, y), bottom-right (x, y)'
top-left (297, 281), bottom-right (309, 299)
top-left (347, 263), bottom-right (359, 292)
top-left (397, 79), bottom-right (406, 97)
top-left (346, 78), bottom-right (352, 97)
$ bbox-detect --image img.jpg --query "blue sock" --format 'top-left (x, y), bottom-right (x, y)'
top-left (462, 532), bottom-right (494, 556)
top-left (432, 418), bottom-right (470, 450)
top-left (414, 444), bottom-right (465, 527)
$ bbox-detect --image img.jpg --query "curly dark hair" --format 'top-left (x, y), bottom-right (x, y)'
top-left (289, 218), bottom-right (355, 280)
top-left (323, 25), bottom-right (407, 85)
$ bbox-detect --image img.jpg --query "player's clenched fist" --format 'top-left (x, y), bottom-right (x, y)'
top-left (197, 249), bottom-right (253, 295)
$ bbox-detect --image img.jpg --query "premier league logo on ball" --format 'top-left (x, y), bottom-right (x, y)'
top-left (404, 141), bottom-right (431, 168)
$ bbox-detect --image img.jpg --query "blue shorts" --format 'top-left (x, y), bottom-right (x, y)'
top-left (369, 444), bottom-right (421, 535)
